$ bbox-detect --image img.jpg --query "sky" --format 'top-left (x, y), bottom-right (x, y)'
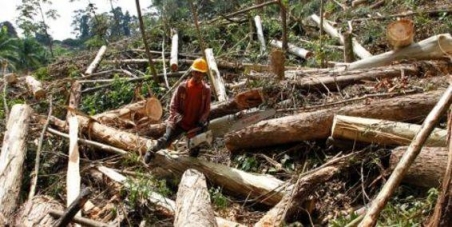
top-left (0, 0), bottom-right (152, 40)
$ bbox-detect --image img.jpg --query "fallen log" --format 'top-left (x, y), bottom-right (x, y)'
top-left (331, 115), bottom-right (447, 147)
top-left (170, 30), bottom-right (179, 72)
top-left (386, 19), bottom-right (414, 50)
top-left (270, 40), bottom-right (313, 59)
top-left (154, 150), bottom-right (288, 206)
top-left (85, 45), bottom-right (107, 75)
top-left (290, 64), bottom-right (418, 91)
top-left (67, 117), bottom-right (82, 225)
top-left (25, 75), bottom-right (45, 99)
top-left (225, 89), bottom-right (445, 151)
top-left (347, 33), bottom-right (452, 71)
top-left (0, 104), bottom-right (33, 219)
top-left (49, 210), bottom-right (110, 227)
top-left (206, 48), bottom-right (228, 102)
top-left (390, 146), bottom-right (447, 188)
top-left (174, 169), bottom-right (218, 227)
top-left (254, 15), bottom-right (267, 54)
top-left (4, 73), bottom-right (17, 84)
top-left (14, 196), bottom-right (67, 227)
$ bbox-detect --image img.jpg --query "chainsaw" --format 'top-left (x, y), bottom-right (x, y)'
top-left (186, 108), bottom-right (276, 150)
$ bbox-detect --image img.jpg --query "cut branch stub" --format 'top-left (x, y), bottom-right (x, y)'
top-left (386, 19), bottom-right (414, 50)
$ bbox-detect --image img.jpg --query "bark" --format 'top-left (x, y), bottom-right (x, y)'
top-left (343, 32), bottom-right (355, 62)
top-left (205, 48), bottom-right (228, 102)
top-left (271, 48), bottom-right (285, 80)
top-left (332, 115), bottom-right (447, 147)
top-left (310, 14), bottom-right (372, 59)
top-left (386, 19), bottom-right (414, 50)
top-left (0, 104), bottom-right (33, 219)
top-left (390, 146), bottom-right (447, 188)
top-left (290, 64), bottom-right (418, 91)
top-left (174, 169), bottom-right (218, 227)
top-left (254, 15), bottom-right (267, 54)
top-left (4, 73), bottom-right (17, 84)
top-left (93, 97), bottom-right (162, 129)
top-left (359, 85), bottom-right (452, 227)
top-left (14, 196), bottom-right (68, 227)
top-left (348, 33), bottom-right (452, 71)
top-left (25, 75), bottom-right (45, 99)
top-left (170, 30), bottom-right (179, 72)
top-left (154, 151), bottom-right (288, 206)
top-left (67, 81), bottom-right (81, 120)
top-left (270, 40), bottom-right (313, 59)
top-left (226, 89), bottom-right (445, 151)
top-left (84, 45), bottom-right (107, 75)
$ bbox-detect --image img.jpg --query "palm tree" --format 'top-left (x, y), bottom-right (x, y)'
top-left (16, 38), bottom-right (48, 72)
top-left (0, 26), bottom-right (19, 71)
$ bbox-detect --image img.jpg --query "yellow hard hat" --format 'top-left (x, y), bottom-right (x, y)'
top-left (191, 58), bottom-right (208, 73)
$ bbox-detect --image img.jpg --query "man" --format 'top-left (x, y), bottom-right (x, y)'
top-left (144, 58), bottom-right (211, 163)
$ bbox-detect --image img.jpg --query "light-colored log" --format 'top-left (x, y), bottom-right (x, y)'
top-left (386, 19), bottom-right (414, 50)
top-left (170, 30), bottom-right (179, 72)
top-left (85, 45), bottom-right (107, 75)
top-left (390, 146), bottom-right (447, 188)
top-left (348, 33), bottom-right (452, 71)
top-left (205, 48), bottom-right (228, 102)
top-left (25, 75), bottom-right (45, 99)
top-left (14, 196), bottom-right (66, 227)
top-left (270, 40), bottom-right (313, 59)
top-left (226, 89), bottom-right (445, 151)
top-left (310, 14), bottom-right (372, 59)
top-left (254, 15), bottom-right (267, 55)
top-left (359, 85), bottom-right (452, 227)
top-left (174, 169), bottom-right (218, 227)
top-left (93, 97), bottom-right (162, 129)
top-left (67, 117), bottom-right (81, 226)
top-left (332, 115), bottom-right (447, 147)
top-left (4, 73), bottom-right (17, 84)
top-left (0, 104), bottom-right (33, 219)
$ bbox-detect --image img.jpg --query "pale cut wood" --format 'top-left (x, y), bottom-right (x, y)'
top-left (332, 115), bottom-right (447, 147)
top-left (25, 75), bottom-right (45, 99)
top-left (85, 45), bottom-right (107, 75)
top-left (98, 166), bottom-right (246, 227)
top-left (170, 30), bottom-right (179, 72)
top-left (348, 33), bottom-right (452, 71)
top-left (386, 19), bottom-right (414, 50)
top-left (4, 73), bottom-right (17, 84)
top-left (310, 14), bottom-right (372, 59)
top-left (390, 146), bottom-right (447, 188)
top-left (270, 40), bottom-right (313, 59)
top-left (254, 15), bottom-right (267, 54)
top-left (93, 97), bottom-right (162, 129)
top-left (67, 117), bottom-right (81, 227)
top-left (154, 151), bottom-right (288, 206)
top-left (174, 169), bottom-right (218, 227)
top-left (226, 89), bottom-right (445, 151)
top-left (359, 85), bottom-right (452, 227)
top-left (205, 48), bottom-right (228, 102)
top-left (0, 104), bottom-right (33, 219)
top-left (14, 196), bottom-right (67, 227)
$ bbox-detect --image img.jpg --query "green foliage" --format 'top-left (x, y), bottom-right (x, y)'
top-left (123, 174), bottom-right (171, 207)
top-left (16, 38), bottom-right (49, 71)
top-left (0, 26), bottom-right (19, 69)
top-left (209, 187), bottom-right (229, 210)
top-left (34, 67), bottom-right (49, 80)
top-left (234, 154), bottom-right (259, 172)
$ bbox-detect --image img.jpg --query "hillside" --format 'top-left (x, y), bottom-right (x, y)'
top-left (1, 0), bottom-right (452, 226)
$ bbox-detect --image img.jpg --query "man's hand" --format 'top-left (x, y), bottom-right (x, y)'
top-left (197, 120), bottom-right (208, 129)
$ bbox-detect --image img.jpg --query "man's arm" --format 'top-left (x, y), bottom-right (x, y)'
top-left (168, 86), bottom-right (183, 128)
top-left (199, 86), bottom-right (211, 124)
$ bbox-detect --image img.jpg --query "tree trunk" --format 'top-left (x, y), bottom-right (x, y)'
top-left (390, 146), bottom-right (447, 188)
top-left (226, 89), bottom-right (445, 151)
top-left (4, 73), bottom-right (17, 84)
top-left (67, 81), bottom-right (81, 120)
top-left (14, 196), bottom-right (68, 227)
top-left (386, 19), bottom-right (414, 50)
top-left (348, 33), bottom-right (452, 71)
top-left (254, 15), bottom-right (267, 55)
top-left (332, 115), bottom-right (447, 147)
top-left (271, 48), bottom-right (285, 80)
top-left (174, 169), bottom-right (218, 227)
top-left (205, 48), bottom-right (228, 102)
top-left (85, 45), bottom-right (107, 75)
top-left (170, 30), bottom-right (179, 72)
top-left (270, 40), bottom-right (313, 59)
top-left (343, 32), bottom-right (355, 62)
top-left (67, 117), bottom-right (81, 226)
top-left (0, 104), bottom-right (33, 220)
top-left (25, 75), bottom-right (45, 99)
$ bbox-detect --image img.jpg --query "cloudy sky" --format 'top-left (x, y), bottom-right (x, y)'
top-left (0, 0), bottom-right (152, 40)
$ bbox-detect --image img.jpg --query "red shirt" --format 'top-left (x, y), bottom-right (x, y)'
top-left (179, 78), bottom-right (204, 130)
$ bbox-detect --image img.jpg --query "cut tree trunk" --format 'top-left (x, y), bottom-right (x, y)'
top-left (205, 48), bottom-right (228, 102)
top-left (331, 115), bottom-right (447, 147)
top-left (225, 89), bottom-right (445, 151)
top-left (271, 48), bottom-right (285, 80)
top-left (290, 64), bottom-right (418, 91)
top-left (310, 14), bottom-right (372, 59)
top-left (254, 15), bottom-right (267, 54)
top-left (85, 45), bottom-right (107, 75)
top-left (25, 75), bottom-right (45, 99)
top-left (67, 81), bottom-right (81, 120)
top-left (390, 146), bottom-right (447, 188)
top-left (170, 30), bottom-right (179, 72)
top-left (0, 104), bottom-right (33, 220)
top-left (67, 117), bottom-right (81, 226)
top-left (348, 33), bottom-right (452, 71)
top-left (386, 19), bottom-right (414, 50)
top-left (174, 169), bottom-right (218, 227)
top-left (4, 73), bottom-right (17, 84)
top-left (14, 196), bottom-right (68, 227)
top-left (154, 151), bottom-right (288, 206)
top-left (343, 32), bottom-right (355, 62)
top-left (93, 97), bottom-right (162, 129)
top-left (270, 40), bottom-right (313, 59)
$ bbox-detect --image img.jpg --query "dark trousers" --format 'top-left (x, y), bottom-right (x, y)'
top-left (153, 124), bottom-right (186, 151)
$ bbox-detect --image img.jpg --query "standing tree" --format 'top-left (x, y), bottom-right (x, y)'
top-left (0, 26), bottom-right (19, 70)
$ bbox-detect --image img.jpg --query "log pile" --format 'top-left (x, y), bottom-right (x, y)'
top-left (3, 2), bottom-right (452, 226)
